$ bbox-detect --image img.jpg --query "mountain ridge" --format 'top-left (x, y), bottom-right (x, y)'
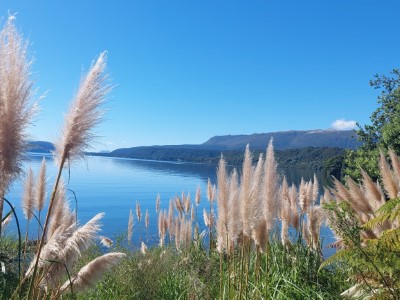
top-left (202, 129), bottom-right (359, 150)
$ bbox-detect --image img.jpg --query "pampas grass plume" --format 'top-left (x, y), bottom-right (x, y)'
top-left (346, 177), bottom-right (373, 215)
top-left (22, 167), bottom-right (35, 220)
top-left (379, 150), bottom-right (399, 199)
top-left (227, 168), bottom-right (241, 242)
top-left (0, 16), bottom-right (37, 200)
top-left (203, 208), bottom-right (210, 227)
top-left (136, 201), bottom-right (141, 222)
top-left (47, 179), bottom-right (67, 239)
top-left (156, 193), bottom-right (160, 213)
top-left (158, 210), bottom-right (166, 246)
top-left (140, 241), bottom-right (147, 255)
top-left (100, 236), bottom-right (113, 248)
top-left (128, 209), bottom-right (133, 243)
top-left (263, 138), bottom-right (279, 231)
top-left (191, 205), bottom-right (195, 221)
top-left (249, 154), bottom-right (264, 232)
top-left (1, 213), bottom-right (12, 232)
top-left (36, 158), bottom-right (47, 212)
top-left (312, 174), bottom-right (319, 205)
top-left (240, 144), bottom-right (253, 237)
top-left (216, 155), bottom-right (229, 242)
top-left (360, 169), bottom-right (383, 212)
top-left (195, 184), bottom-right (201, 206)
top-left (184, 192), bottom-right (191, 214)
top-left (388, 149), bottom-right (400, 185)
top-left (145, 209), bottom-right (149, 229)
top-left (61, 252), bottom-right (126, 294)
top-left (289, 184), bottom-right (299, 230)
top-left (207, 178), bottom-right (215, 203)
top-left (280, 176), bottom-right (290, 246)
top-left (54, 52), bottom-right (112, 166)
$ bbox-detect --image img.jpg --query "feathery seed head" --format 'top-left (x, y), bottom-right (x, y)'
top-left (136, 201), bottom-right (141, 222)
top-left (263, 138), bottom-right (279, 231)
top-left (1, 213), bottom-right (12, 231)
top-left (360, 169), bottom-right (384, 212)
top-left (207, 178), bottom-right (216, 203)
top-left (100, 236), bottom-right (113, 248)
top-left (145, 209), bottom-right (149, 229)
top-left (0, 16), bottom-right (37, 197)
top-left (36, 157), bottom-right (47, 212)
top-left (140, 241), bottom-right (147, 255)
top-left (54, 52), bottom-right (112, 167)
top-left (22, 167), bottom-right (35, 220)
top-left (61, 252), bottom-right (126, 294)
top-left (388, 149), bottom-right (400, 185)
top-left (191, 205), bottom-right (195, 221)
top-left (227, 168), bottom-right (241, 241)
top-left (312, 174), bottom-right (319, 205)
top-left (184, 192), bottom-right (191, 214)
top-left (156, 193), bottom-right (160, 213)
top-left (127, 209), bottom-right (133, 243)
top-left (240, 144), bottom-right (253, 237)
top-left (203, 208), bottom-right (210, 227)
top-left (195, 184), bottom-right (201, 206)
top-left (379, 150), bottom-right (399, 199)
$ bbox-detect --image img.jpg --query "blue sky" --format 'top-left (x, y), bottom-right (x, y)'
top-left (0, 1), bottom-right (399, 151)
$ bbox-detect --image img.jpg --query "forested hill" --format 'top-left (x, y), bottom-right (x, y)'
top-left (27, 141), bottom-right (54, 153)
top-left (202, 129), bottom-right (359, 150)
top-left (95, 146), bottom-right (345, 172)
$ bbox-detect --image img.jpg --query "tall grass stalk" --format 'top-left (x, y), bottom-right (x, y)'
top-left (0, 15), bottom-right (37, 234)
top-left (25, 52), bottom-right (111, 299)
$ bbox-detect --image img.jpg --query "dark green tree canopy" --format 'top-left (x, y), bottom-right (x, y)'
top-left (358, 69), bottom-right (400, 151)
top-left (345, 69), bottom-right (400, 180)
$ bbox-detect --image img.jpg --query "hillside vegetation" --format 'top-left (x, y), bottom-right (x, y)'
top-left (203, 129), bottom-right (360, 150)
top-left (97, 146), bottom-right (345, 172)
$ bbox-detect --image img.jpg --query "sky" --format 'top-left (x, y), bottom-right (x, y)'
top-left (0, 1), bottom-right (399, 151)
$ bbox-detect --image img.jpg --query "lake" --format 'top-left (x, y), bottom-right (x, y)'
top-left (4, 154), bottom-right (335, 255)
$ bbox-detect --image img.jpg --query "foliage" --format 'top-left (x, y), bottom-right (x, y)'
top-left (72, 238), bottom-right (348, 300)
top-left (323, 154), bottom-right (345, 179)
top-left (322, 197), bottom-right (400, 298)
top-left (96, 146), bottom-right (345, 173)
top-left (70, 244), bottom-right (219, 300)
top-left (343, 148), bottom-right (380, 182)
top-left (345, 69), bottom-right (400, 180)
top-left (0, 236), bottom-right (21, 299)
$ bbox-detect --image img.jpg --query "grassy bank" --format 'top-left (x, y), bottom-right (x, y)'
top-left (63, 235), bottom-right (349, 300)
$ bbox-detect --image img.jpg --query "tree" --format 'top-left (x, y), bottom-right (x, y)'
top-left (344, 69), bottom-right (400, 180)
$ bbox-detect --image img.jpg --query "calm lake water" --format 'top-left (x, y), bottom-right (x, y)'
top-left (4, 154), bottom-right (335, 256)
